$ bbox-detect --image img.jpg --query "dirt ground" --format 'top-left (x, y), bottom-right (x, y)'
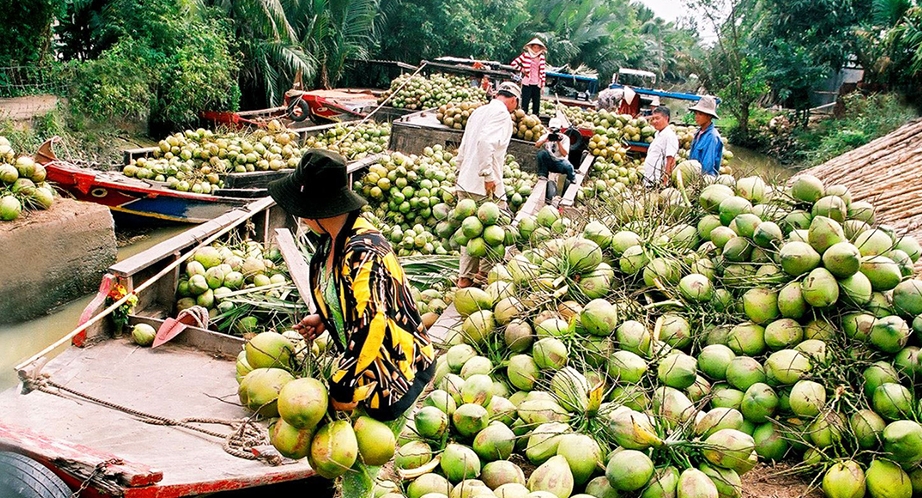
top-left (0, 95), bottom-right (59, 121)
top-left (742, 462), bottom-right (823, 498)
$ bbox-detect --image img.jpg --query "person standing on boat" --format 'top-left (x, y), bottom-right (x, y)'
top-left (267, 149), bottom-right (435, 496)
top-left (642, 106), bottom-right (679, 188)
top-left (454, 82), bottom-right (520, 289)
top-left (511, 37), bottom-right (547, 116)
top-left (688, 95), bottom-right (724, 176)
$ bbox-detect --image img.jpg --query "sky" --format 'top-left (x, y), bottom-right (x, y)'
top-left (636, 0), bottom-right (720, 43)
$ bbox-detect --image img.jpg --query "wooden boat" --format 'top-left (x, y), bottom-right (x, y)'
top-left (0, 198), bottom-right (324, 497)
top-left (36, 139), bottom-right (260, 225)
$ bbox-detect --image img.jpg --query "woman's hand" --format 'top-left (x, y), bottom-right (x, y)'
top-left (292, 313), bottom-right (326, 341)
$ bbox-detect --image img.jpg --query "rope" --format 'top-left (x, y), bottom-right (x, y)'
top-left (332, 61), bottom-right (430, 148)
top-left (21, 373), bottom-right (273, 464)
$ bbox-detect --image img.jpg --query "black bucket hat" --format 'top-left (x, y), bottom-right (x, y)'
top-left (267, 149), bottom-right (367, 219)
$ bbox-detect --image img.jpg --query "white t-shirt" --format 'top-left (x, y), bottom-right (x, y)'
top-left (642, 125), bottom-right (679, 187)
top-left (538, 131), bottom-right (570, 160)
top-left (455, 99), bottom-right (513, 198)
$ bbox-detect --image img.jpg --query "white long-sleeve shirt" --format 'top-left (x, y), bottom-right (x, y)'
top-left (455, 99), bottom-right (513, 199)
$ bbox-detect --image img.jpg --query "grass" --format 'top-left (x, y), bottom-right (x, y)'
top-left (0, 102), bottom-right (155, 169)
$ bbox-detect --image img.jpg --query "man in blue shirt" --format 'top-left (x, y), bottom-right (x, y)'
top-left (688, 95), bottom-right (723, 176)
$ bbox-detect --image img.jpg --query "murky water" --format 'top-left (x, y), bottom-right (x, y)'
top-left (0, 225), bottom-right (188, 390)
top-left (727, 146), bottom-right (797, 184)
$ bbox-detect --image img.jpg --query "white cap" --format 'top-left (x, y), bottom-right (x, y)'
top-left (548, 118), bottom-right (563, 129)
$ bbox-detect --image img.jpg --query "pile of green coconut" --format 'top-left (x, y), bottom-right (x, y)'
top-left (242, 164), bottom-right (922, 498)
top-left (0, 137), bottom-right (58, 222)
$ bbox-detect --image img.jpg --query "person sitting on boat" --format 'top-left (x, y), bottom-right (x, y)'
top-left (688, 95), bottom-right (724, 176)
top-left (511, 37), bottom-right (547, 116)
top-left (642, 106), bottom-right (679, 188)
top-left (267, 150), bottom-right (435, 495)
top-left (535, 117), bottom-right (576, 206)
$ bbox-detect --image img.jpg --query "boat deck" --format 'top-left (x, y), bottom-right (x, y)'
top-left (0, 337), bottom-right (314, 496)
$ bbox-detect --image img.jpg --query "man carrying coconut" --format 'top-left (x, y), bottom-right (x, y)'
top-left (688, 95), bottom-right (724, 176)
top-left (642, 106), bottom-right (679, 188)
top-left (454, 81), bottom-right (520, 288)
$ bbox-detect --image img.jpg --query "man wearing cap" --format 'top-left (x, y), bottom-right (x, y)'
top-left (534, 117), bottom-right (576, 205)
top-left (688, 95), bottom-right (724, 176)
top-left (454, 81), bottom-right (520, 288)
top-left (511, 37), bottom-right (547, 115)
top-left (642, 106), bottom-right (679, 188)
top-left (268, 150), bottom-right (436, 496)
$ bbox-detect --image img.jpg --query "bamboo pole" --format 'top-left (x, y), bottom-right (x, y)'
top-left (15, 201), bottom-right (276, 372)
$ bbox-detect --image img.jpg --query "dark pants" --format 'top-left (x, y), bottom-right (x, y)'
top-left (522, 85), bottom-right (541, 115)
top-left (536, 149), bottom-right (576, 201)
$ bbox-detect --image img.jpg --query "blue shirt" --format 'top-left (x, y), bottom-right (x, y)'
top-left (689, 123), bottom-right (723, 176)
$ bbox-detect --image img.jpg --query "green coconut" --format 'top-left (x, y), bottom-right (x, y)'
top-left (698, 345), bottom-right (736, 381)
top-left (786, 379), bottom-right (826, 418)
top-left (395, 440), bottom-right (433, 470)
top-left (580, 299), bottom-right (619, 336)
top-left (821, 460), bottom-right (866, 498)
top-left (718, 196), bottom-right (753, 226)
top-left (532, 337), bottom-right (569, 370)
top-left (752, 422), bottom-right (789, 461)
top-left (873, 382), bottom-right (914, 421)
top-left (525, 422), bottom-right (569, 464)
top-left (812, 196), bottom-right (848, 223)
top-left (883, 420), bottom-right (922, 466)
top-left (700, 184), bottom-right (736, 212)
top-left (893, 280), bottom-right (922, 318)
top-left (808, 411), bottom-right (846, 448)
top-left (441, 443), bottom-right (482, 483)
top-left (608, 350), bottom-right (648, 383)
top-left (727, 322), bottom-right (766, 356)
top-left (617, 320), bottom-right (652, 356)
top-left (839, 272), bottom-right (874, 306)
top-left (660, 313), bottom-right (693, 349)
top-left (823, 242), bottom-right (861, 278)
top-left (866, 459), bottom-right (912, 498)
top-left (790, 175), bottom-right (825, 204)
top-left (851, 409), bottom-right (886, 449)
top-left (481, 461), bottom-right (526, 490)
top-left (679, 273), bottom-right (715, 302)
top-left (870, 315), bottom-right (911, 353)
top-left (860, 255), bottom-right (903, 292)
top-left (764, 349), bottom-right (811, 385)
top-left (808, 215), bottom-right (846, 254)
top-left (701, 429), bottom-right (757, 474)
top-left (725, 356), bottom-right (766, 391)
top-left (764, 318), bottom-right (804, 350)
top-left (752, 221), bottom-right (784, 249)
top-left (801, 267), bottom-right (840, 308)
top-left (854, 229), bottom-right (894, 257)
top-left (740, 383), bottom-right (778, 424)
top-left (741, 288), bottom-right (780, 325)
top-left (309, 420), bottom-right (358, 479)
top-left (657, 353), bottom-right (698, 390)
top-left (777, 282), bottom-right (808, 319)
top-left (472, 421), bottom-right (516, 462)
top-left (779, 241), bottom-right (821, 276)
top-left (452, 403), bottom-right (490, 437)
top-left (606, 449), bottom-right (654, 492)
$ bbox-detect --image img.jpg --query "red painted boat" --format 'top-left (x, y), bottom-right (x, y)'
top-left (0, 198), bottom-right (322, 497)
top-left (36, 138), bottom-right (259, 224)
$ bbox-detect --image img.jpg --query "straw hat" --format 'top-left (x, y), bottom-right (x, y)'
top-left (524, 37), bottom-right (546, 51)
top-left (268, 149), bottom-right (367, 219)
top-left (688, 95), bottom-right (720, 119)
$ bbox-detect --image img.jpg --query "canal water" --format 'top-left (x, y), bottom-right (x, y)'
top-left (0, 225), bottom-right (188, 390)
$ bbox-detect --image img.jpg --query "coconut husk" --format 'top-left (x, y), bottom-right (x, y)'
top-left (795, 119), bottom-right (922, 273)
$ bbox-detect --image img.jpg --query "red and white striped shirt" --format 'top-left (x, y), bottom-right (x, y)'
top-left (511, 51), bottom-right (546, 87)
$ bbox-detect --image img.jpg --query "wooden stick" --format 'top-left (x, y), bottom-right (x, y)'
top-left (15, 200), bottom-right (277, 372)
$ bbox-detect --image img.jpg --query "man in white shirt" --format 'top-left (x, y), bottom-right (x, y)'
top-left (454, 82), bottom-right (520, 288)
top-left (534, 117), bottom-right (576, 205)
top-left (642, 106), bottom-right (679, 188)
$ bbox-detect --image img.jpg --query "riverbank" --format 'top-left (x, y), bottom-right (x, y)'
top-left (724, 92), bottom-right (920, 169)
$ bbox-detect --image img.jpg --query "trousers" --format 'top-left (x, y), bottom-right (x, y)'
top-left (521, 85), bottom-right (541, 115)
top-left (536, 149), bottom-right (575, 201)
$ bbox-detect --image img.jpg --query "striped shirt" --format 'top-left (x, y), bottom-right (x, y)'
top-left (511, 51), bottom-right (546, 87)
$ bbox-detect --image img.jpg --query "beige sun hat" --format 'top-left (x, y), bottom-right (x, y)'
top-left (688, 95), bottom-right (719, 119)
top-left (497, 81), bottom-right (522, 101)
top-left (524, 37), bottom-right (546, 51)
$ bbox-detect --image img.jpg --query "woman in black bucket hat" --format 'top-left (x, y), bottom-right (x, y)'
top-left (268, 149), bottom-right (436, 496)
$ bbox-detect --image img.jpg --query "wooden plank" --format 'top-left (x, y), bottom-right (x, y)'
top-left (560, 153), bottom-right (594, 207)
top-left (274, 228), bottom-right (316, 314)
top-left (129, 316), bottom-right (245, 358)
top-left (514, 178), bottom-right (548, 225)
top-left (221, 170), bottom-right (289, 190)
top-left (109, 197), bottom-right (275, 278)
top-left (428, 303), bottom-right (461, 346)
top-left (124, 147), bottom-right (158, 165)
top-left (0, 423), bottom-right (162, 489)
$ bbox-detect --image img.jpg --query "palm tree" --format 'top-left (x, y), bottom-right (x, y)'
top-left (197, 0), bottom-right (314, 107)
top-left (293, 0), bottom-right (380, 89)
